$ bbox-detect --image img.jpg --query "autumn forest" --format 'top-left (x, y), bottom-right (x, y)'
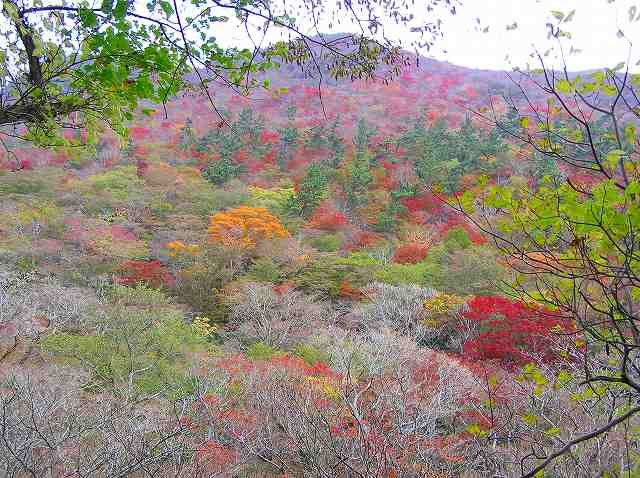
top-left (1, 1), bottom-right (640, 477)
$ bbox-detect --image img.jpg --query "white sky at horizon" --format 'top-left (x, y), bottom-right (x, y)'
top-left (215, 0), bottom-right (640, 72)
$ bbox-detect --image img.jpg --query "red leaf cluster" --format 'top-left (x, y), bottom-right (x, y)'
top-left (129, 126), bottom-right (151, 141)
top-left (260, 130), bottom-right (280, 143)
top-left (401, 193), bottom-right (441, 213)
top-left (136, 159), bottom-right (148, 178)
top-left (195, 440), bottom-right (238, 473)
top-left (113, 260), bottom-right (174, 288)
top-left (461, 296), bottom-right (574, 368)
top-left (393, 243), bottom-right (429, 264)
top-left (436, 215), bottom-right (487, 245)
top-left (338, 281), bottom-right (364, 300)
top-left (308, 205), bottom-right (348, 231)
top-left (345, 230), bottom-right (383, 251)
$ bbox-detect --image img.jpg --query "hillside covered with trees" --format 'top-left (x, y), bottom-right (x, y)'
top-left (2, 1), bottom-right (640, 476)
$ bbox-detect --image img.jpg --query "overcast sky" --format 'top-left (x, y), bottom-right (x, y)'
top-left (432, 0), bottom-right (640, 72)
top-left (217, 0), bottom-right (640, 72)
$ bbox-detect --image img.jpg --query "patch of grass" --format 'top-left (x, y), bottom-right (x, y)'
top-left (310, 234), bottom-right (343, 252)
top-left (293, 344), bottom-right (329, 366)
top-left (106, 283), bottom-right (172, 307)
top-left (246, 341), bottom-right (283, 360)
top-left (0, 176), bottom-right (45, 195)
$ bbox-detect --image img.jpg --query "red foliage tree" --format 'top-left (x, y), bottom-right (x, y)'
top-left (345, 230), bottom-right (383, 251)
top-left (461, 296), bottom-right (575, 368)
top-left (401, 193), bottom-right (442, 214)
top-left (136, 159), bottom-right (149, 178)
top-left (308, 204), bottom-right (348, 232)
top-left (393, 243), bottom-right (428, 264)
top-left (129, 126), bottom-right (151, 141)
top-left (259, 130), bottom-right (280, 144)
top-left (113, 260), bottom-right (174, 288)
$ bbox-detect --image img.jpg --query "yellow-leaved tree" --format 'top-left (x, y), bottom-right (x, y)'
top-left (208, 207), bottom-right (289, 249)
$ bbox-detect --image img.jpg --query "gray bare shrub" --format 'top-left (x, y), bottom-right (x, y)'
top-left (224, 282), bottom-right (331, 348)
top-left (354, 282), bottom-right (437, 340)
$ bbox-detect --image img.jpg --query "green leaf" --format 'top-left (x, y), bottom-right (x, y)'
top-left (459, 190), bottom-right (475, 214)
top-left (592, 71), bottom-right (606, 84)
top-left (78, 8), bottom-right (98, 27)
top-left (551, 10), bottom-right (565, 21)
top-left (607, 149), bottom-right (625, 169)
top-left (519, 116), bottom-right (529, 129)
top-left (159, 0), bottom-right (174, 17)
top-left (32, 36), bottom-right (44, 57)
top-left (3, 1), bottom-right (19, 20)
top-left (522, 414), bottom-right (537, 426)
top-left (114, 0), bottom-right (128, 20)
top-left (544, 427), bottom-right (561, 436)
top-left (625, 124), bottom-right (637, 145)
top-left (556, 79), bottom-right (572, 94)
top-left (101, 0), bottom-right (114, 14)
top-left (466, 423), bottom-right (486, 436)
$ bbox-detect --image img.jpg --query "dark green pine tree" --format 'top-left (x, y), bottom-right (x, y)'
top-left (304, 124), bottom-right (328, 150)
top-left (372, 201), bottom-right (406, 233)
top-left (289, 162), bottom-right (331, 217)
top-left (354, 117), bottom-right (377, 155)
top-left (179, 117), bottom-right (195, 150)
top-left (326, 116), bottom-right (345, 169)
top-left (496, 107), bottom-right (521, 140)
top-left (455, 116), bottom-right (482, 170)
top-left (235, 107), bottom-right (265, 152)
top-left (529, 151), bottom-right (564, 185)
top-left (345, 148), bottom-right (373, 208)
top-left (200, 113), bottom-right (245, 185)
top-left (413, 118), bottom-right (462, 193)
top-left (277, 106), bottom-right (299, 170)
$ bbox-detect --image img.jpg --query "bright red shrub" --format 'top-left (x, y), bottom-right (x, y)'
top-left (113, 260), bottom-right (174, 288)
top-left (346, 230), bottom-right (383, 251)
top-left (262, 149), bottom-right (277, 164)
top-left (462, 223), bottom-right (487, 245)
top-left (19, 159), bottom-right (33, 170)
top-left (129, 126), bottom-right (151, 141)
top-left (338, 281), bottom-right (364, 300)
top-left (461, 296), bottom-right (574, 368)
top-left (195, 440), bottom-right (238, 474)
top-left (308, 204), bottom-right (348, 231)
top-left (136, 159), bottom-right (148, 178)
top-left (110, 225), bottom-right (137, 241)
top-left (260, 130), bottom-right (280, 143)
top-left (393, 242), bottom-right (428, 264)
top-left (401, 193), bottom-right (441, 213)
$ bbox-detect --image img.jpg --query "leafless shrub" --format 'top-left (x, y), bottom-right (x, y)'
top-left (190, 327), bottom-right (477, 478)
top-left (0, 367), bottom-right (192, 478)
top-left (354, 282), bottom-right (437, 340)
top-left (224, 282), bottom-right (331, 348)
top-left (0, 268), bottom-right (99, 338)
top-left (458, 353), bottom-right (639, 478)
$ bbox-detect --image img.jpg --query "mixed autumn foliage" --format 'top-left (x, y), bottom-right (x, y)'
top-left (0, 52), bottom-right (637, 477)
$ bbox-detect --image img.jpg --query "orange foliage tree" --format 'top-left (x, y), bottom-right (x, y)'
top-left (208, 206), bottom-right (289, 248)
